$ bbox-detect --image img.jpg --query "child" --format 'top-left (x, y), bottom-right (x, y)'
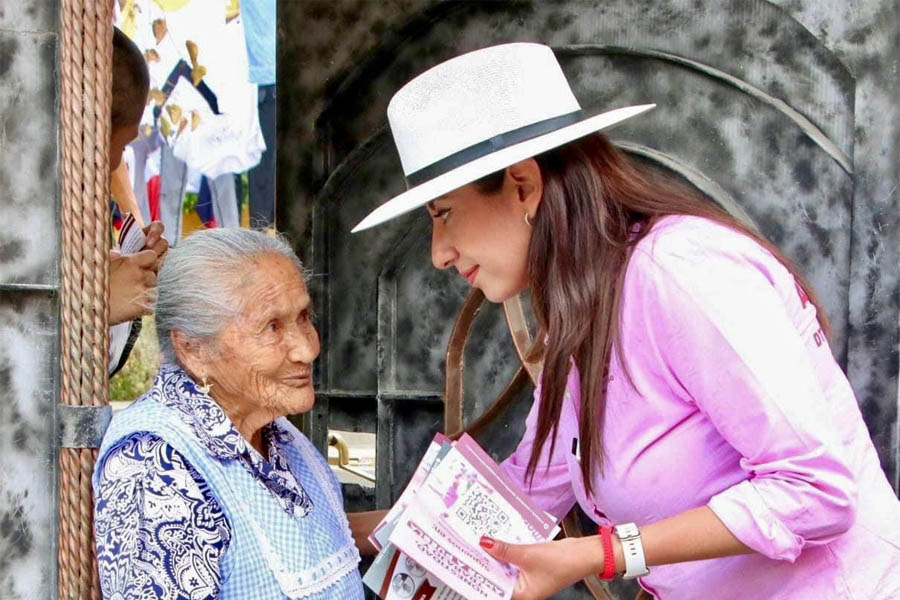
top-left (107, 27), bottom-right (168, 374)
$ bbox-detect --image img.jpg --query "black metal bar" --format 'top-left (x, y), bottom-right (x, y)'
top-left (0, 283), bottom-right (58, 293)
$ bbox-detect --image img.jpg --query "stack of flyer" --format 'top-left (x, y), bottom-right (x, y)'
top-left (363, 433), bottom-right (559, 600)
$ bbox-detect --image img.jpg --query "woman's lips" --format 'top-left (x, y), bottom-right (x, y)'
top-left (463, 265), bottom-right (480, 286)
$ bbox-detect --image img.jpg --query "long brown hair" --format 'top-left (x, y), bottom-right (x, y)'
top-left (475, 133), bottom-right (830, 495)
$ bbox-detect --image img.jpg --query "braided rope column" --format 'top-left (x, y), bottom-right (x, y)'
top-left (58, 1), bottom-right (112, 599)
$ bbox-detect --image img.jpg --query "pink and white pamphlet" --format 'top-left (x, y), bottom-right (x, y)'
top-left (370, 433), bottom-right (450, 552)
top-left (365, 433), bottom-right (558, 600)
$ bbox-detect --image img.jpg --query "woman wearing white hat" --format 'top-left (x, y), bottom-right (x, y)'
top-left (353, 43), bottom-right (900, 599)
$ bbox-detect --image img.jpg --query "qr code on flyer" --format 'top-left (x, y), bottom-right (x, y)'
top-left (455, 488), bottom-right (509, 537)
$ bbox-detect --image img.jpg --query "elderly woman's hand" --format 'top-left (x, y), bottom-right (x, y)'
top-left (109, 249), bottom-right (158, 325)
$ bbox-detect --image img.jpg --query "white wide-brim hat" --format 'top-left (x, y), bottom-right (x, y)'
top-left (351, 42), bottom-right (655, 233)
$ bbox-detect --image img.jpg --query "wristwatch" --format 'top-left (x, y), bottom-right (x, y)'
top-left (613, 522), bottom-right (650, 579)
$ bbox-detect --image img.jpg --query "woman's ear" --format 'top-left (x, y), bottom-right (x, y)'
top-left (506, 158), bottom-right (543, 215)
top-left (171, 330), bottom-right (206, 379)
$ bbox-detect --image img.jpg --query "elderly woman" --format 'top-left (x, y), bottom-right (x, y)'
top-left (93, 229), bottom-right (380, 599)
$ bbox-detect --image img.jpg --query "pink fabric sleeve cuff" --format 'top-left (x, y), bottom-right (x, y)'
top-left (708, 480), bottom-right (807, 562)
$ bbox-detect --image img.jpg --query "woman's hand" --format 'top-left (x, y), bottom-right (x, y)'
top-left (480, 507), bottom-right (754, 600)
top-left (480, 535), bottom-right (606, 600)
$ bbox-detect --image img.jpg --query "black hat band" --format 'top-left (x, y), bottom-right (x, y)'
top-left (404, 109), bottom-right (584, 188)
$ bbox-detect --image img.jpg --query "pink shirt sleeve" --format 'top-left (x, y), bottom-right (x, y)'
top-left (626, 227), bottom-right (857, 561)
top-left (500, 381), bottom-right (577, 523)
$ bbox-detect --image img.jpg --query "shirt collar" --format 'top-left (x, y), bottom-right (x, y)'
top-left (151, 364), bottom-right (249, 461)
top-left (148, 365), bottom-right (313, 518)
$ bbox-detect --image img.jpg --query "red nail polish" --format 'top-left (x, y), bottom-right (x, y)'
top-left (479, 536), bottom-right (495, 549)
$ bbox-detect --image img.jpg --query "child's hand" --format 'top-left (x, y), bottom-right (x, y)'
top-left (141, 221), bottom-right (168, 270)
top-left (109, 249), bottom-right (158, 325)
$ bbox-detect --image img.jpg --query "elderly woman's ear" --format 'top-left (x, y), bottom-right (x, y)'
top-left (170, 329), bottom-right (210, 381)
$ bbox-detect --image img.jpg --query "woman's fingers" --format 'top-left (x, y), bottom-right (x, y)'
top-left (142, 268), bottom-right (157, 288)
top-left (479, 536), bottom-right (604, 600)
top-left (141, 221), bottom-right (168, 258)
top-left (149, 232), bottom-right (169, 260)
top-left (480, 536), bottom-right (518, 563)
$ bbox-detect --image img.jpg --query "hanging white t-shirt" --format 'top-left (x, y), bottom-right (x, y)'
top-left (115, 0), bottom-right (265, 179)
top-left (155, 0), bottom-right (265, 177)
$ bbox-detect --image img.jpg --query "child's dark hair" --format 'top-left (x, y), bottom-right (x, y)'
top-left (112, 27), bottom-right (150, 129)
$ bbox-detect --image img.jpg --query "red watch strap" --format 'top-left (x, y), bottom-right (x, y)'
top-left (598, 525), bottom-right (616, 580)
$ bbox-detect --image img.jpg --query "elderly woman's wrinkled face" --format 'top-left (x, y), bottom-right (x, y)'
top-left (204, 253), bottom-right (320, 419)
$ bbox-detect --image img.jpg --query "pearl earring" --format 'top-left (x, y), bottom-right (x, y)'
top-left (197, 376), bottom-right (213, 395)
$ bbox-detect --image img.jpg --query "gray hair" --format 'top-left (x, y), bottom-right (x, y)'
top-left (155, 228), bottom-right (306, 364)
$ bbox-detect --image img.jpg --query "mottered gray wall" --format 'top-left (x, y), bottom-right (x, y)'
top-left (0, 2), bottom-right (60, 599)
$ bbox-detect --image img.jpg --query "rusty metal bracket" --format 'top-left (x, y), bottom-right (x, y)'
top-left (443, 287), bottom-right (486, 435)
top-left (502, 295), bottom-right (541, 384)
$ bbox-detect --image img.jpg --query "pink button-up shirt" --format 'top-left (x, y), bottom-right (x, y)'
top-left (501, 216), bottom-right (900, 599)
